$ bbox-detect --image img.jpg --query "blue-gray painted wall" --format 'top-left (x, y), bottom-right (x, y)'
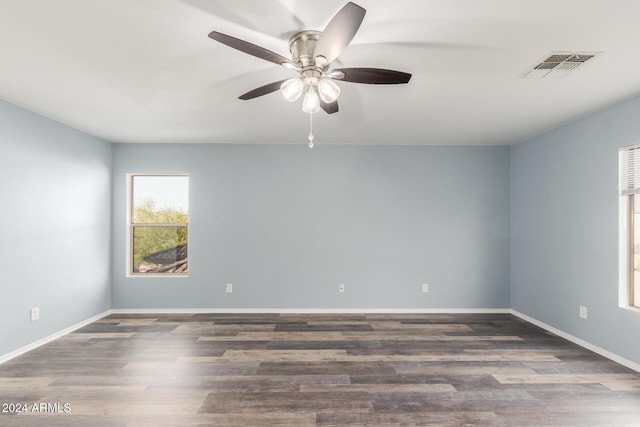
top-left (510, 95), bottom-right (640, 364)
top-left (0, 100), bottom-right (112, 357)
top-left (111, 144), bottom-right (511, 309)
top-left (2, 91), bottom-right (640, 366)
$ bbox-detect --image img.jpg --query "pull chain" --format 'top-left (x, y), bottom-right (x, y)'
top-left (308, 112), bottom-right (314, 148)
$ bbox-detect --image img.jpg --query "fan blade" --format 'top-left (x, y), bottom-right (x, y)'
top-left (239, 80), bottom-right (287, 100)
top-left (313, 2), bottom-right (366, 65)
top-left (320, 99), bottom-right (339, 114)
top-left (332, 68), bottom-right (412, 84)
top-left (208, 31), bottom-right (296, 68)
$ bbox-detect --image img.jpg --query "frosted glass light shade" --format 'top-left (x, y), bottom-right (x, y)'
top-left (280, 78), bottom-right (304, 102)
top-left (302, 86), bottom-right (320, 114)
top-left (318, 78), bottom-right (340, 103)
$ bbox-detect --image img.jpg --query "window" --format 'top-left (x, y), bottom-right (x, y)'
top-left (620, 146), bottom-right (640, 307)
top-left (129, 175), bottom-right (189, 275)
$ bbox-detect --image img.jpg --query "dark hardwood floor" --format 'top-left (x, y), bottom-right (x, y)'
top-left (1, 313), bottom-right (639, 426)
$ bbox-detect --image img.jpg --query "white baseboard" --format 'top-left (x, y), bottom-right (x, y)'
top-left (110, 308), bottom-right (512, 314)
top-left (0, 310), bottom-right (112, 365)
top-left (510, 309), bottom-right (640, 374)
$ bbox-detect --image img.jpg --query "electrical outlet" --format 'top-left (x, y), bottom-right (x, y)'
top-left (579, 306), bottom-right (587, 319)
top-left (30, 307), bottom-right (39, 322)
top-left (422, 283), bottom-right (429, 293)
top-left (226, 283), bottom-right (233, 293)
top-left (338, 283), bottom-right (345, 293)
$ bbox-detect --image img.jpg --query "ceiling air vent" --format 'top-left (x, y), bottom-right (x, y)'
top-left (521, 52), bottom-right (600, 79)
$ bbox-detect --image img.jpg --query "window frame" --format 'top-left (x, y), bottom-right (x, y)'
top-left (619, 146), bottom-right (640, 309)
top-left (627, 194), bottom-right (639, 307)
top-left (127, 173), bottom-right (189, 277)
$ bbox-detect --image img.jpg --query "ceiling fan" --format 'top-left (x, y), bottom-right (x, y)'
top-left (207, 2), bottom-right (412, 116)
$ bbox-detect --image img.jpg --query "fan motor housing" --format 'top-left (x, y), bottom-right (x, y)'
top-left (288, 30), bottom-right (324, 69)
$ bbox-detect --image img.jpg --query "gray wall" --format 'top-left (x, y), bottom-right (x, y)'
top-left (5, 89), bottom-right (638, 364)
top-left (0, 100), bottom-right (112, 356)
top-left (112, 144), bottom-right (510, 310)
top-left (511, 95), bottom-right (640, 364)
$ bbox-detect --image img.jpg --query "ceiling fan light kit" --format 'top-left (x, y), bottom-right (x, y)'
top-left (302, 85), bottom-right (320, 114)
top-left (207, 2), bottom-right (412, 147)
top-left (280, 78), bottom-right (304, 102)
top-left (318, 78), bottom-right (340, 103)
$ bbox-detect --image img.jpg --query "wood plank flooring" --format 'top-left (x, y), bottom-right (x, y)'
top-left (1, 313), bottom-right (639, 426)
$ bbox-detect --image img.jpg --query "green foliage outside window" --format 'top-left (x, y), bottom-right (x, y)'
top-left (132, 198), bottom-right (188, 272)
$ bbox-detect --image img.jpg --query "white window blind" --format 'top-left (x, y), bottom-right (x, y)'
top-left (620, 144), bottom-right (640, 196)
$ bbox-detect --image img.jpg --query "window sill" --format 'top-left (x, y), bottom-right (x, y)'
top-left (127, 274), bottom-right (189, 279)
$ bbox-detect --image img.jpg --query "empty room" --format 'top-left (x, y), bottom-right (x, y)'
top-left (1, 0), bottom-right (640, 425)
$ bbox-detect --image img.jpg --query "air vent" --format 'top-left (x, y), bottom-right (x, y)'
top-left (521, 52), bottom-right (600, 79)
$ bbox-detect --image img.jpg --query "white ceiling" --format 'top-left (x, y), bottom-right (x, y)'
top-left (1, 0), bottom-right (640, 145)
